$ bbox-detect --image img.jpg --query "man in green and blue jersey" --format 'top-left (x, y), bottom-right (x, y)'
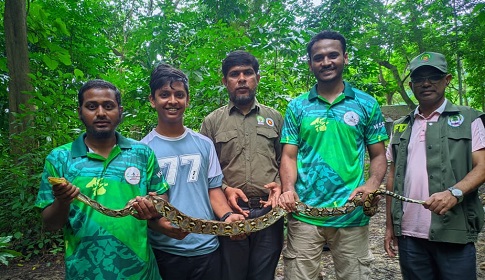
top-left (36, 79), bottom-right (169, 280)
top-left (278, 30), bottom-right (389, 280)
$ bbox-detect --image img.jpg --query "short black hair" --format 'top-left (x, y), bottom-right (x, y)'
top-left (150, 63), bottom-right (189, 97)
top-left (78, 79), bottom-right (121, 107)
top-left (222, 51), bottom-right (259, 78)
top-left (307, 30), bottom-right (347, 60)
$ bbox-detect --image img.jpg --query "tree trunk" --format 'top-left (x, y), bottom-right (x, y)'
top-left (378, 65), bottom-right (394, 105)
top-left (4, 0), bottom-right (34, 156)
top-left (378, 60), bottom-right (416, 110)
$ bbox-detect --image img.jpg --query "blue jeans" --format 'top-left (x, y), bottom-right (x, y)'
top-left (398, 236), bottom-right (476, 280)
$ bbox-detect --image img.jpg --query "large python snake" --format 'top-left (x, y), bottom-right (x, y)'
top-left (48, 177), bottom-right (425, 236)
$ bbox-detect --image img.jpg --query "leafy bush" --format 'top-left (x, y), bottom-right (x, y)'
top-left (0, 236), bottom-right (22, 266)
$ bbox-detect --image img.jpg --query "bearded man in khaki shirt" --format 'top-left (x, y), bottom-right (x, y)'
top-left (200, 50), bottom-right (284, 280)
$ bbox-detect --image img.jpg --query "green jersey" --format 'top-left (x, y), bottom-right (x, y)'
top-left (281, 82), bottom-right (388, 227)
top-left (36, 132), bottom-right (169, 280)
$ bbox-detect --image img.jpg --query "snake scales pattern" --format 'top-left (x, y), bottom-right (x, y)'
top-left (48, 177), bottom-right (425, 236)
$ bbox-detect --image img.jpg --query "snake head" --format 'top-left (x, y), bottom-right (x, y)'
top-left (48, 177), bottom-right (68, 185)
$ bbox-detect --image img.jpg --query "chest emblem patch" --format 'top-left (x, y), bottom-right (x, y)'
top-left (125, 167), bottom-right (141, 185)
top-left (448, 114), bottom-right (464, 127)
top-left (343, 111), bottom-right (360, 126)
top-left (266, 118), bottom-right (275, 127)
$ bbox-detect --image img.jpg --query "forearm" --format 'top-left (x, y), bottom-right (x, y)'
top-left (366, 142), bottom-right (387, 188)
top-left (455, 150), bottom-right (485, 194)
top-left (148, 217), bottom-right (167, 232)
top-left (41, 200), bottom-right (70, 231)
top-left (367, 155), bottom-right (387, 188)
top-left (385, 162), bottom-right (396, 228)
top-left (280, 153), bottom-right (297, 192)
top-left (209, 188), bottom-right (233, 219)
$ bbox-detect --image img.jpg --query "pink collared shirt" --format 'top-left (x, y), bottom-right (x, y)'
top-left (386, 100), bottom-right (485, 238)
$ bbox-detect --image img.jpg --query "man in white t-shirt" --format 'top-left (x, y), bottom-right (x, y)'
top-left (141, 63), bottom-right (244, 280)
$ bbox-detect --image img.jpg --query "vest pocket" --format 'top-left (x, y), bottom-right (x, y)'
top-left (447, 126), bottom-right (471, 141)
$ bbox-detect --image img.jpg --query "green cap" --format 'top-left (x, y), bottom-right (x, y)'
top-left (409, 52), bottom-right (447, 76)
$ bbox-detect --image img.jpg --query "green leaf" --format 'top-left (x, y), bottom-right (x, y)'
top-left (0, 236), bottom-right (12, 244)
top-left (42, 56), bottom-right (59, 70)
top-left (54, 18), bottom-right (70, 36)
top-left (57, 52), bottom-right (72, 66)
top-left (74, 69), bottom-right (84, 78)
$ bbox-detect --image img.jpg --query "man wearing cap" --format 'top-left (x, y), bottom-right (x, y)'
top-left (384, 51), bottom-right (485, 280)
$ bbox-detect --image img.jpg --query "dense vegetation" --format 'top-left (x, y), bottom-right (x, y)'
top-left (1, 0), bottom-right (484, 261)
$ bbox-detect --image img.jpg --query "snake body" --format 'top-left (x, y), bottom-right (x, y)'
top-left (48, 177), bottom-right (425, 236)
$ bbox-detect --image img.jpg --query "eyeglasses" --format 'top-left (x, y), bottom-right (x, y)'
top-left (411, 74), bottom-right (447, 85)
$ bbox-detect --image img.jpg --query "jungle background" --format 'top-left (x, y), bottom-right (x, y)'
top-left (1, 0), bottom-right (485, 277)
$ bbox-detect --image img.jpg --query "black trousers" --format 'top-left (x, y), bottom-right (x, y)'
top-left (153, 247), bottom-right (221, 280)
top-left (219, 205), bottom-right (284, 280)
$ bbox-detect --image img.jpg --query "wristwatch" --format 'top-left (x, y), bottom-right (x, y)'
top-left (448, 186), bottom-right (464, 203)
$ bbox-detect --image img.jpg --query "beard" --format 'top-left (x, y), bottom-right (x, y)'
top-left (80, 116), bottom-right (119, 140)
top-left (87, 128), bottom-right (114, 139)
top-left (230, 91), bottom-right (255, 106)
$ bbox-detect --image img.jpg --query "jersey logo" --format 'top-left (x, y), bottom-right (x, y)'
top-left (310, 117), bottom-right (328, 132)
top-left (86, 178), bottom-right (107, 195)
top-left (125, 167), bottom-right (141, 185)
top-left (343, 111), bottom-right (359, 126)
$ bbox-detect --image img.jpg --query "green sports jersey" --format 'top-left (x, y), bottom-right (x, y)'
top-left (281, 82), bottom-right (388, 227)
top-left (36, 132), bottom-right (169, 280)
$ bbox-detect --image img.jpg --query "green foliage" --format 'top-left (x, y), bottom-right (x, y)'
top-left (0, 236), bottom-right (22, 266)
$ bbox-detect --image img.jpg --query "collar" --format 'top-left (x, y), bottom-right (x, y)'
top-left (228, 98), bottom-right (260, 115)
top-left (71, 131), bottom-right (131, 158)
top-left (408, 99), bottom-right (462, 124)
top-left (308, 81), bottom-right (356, 101)
top-left (414, 99), bottom-right (448, 118)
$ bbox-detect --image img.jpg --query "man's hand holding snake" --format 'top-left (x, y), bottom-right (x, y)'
top-left (153, 218), bottom-right (190, 240)
top-left (132, 192), bottom-right (162, 220)
top-left (423, 190), bottom-right (457, 215)
top-left (224, 186), bottom-right (249, 217)
top-left (278, 189), bottom-right (300, 212)
top-left (349, 183), bottom-right (380, 206)
top-left (50, 178), bottom-right (80, 206)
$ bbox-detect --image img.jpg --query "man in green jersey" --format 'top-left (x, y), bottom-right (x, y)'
top-left (278, 30), bottom-right (389, 279)
top-left (36, 79), bottom-right (169, 280)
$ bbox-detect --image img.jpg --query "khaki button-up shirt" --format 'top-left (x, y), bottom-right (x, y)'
top-left (200, 100), bottom-right (282, 197)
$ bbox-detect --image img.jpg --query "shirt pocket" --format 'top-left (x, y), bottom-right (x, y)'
top-left (256, 126), bottom-right (278, 156)
top-left (214, 130), bottom-right (240, 165)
